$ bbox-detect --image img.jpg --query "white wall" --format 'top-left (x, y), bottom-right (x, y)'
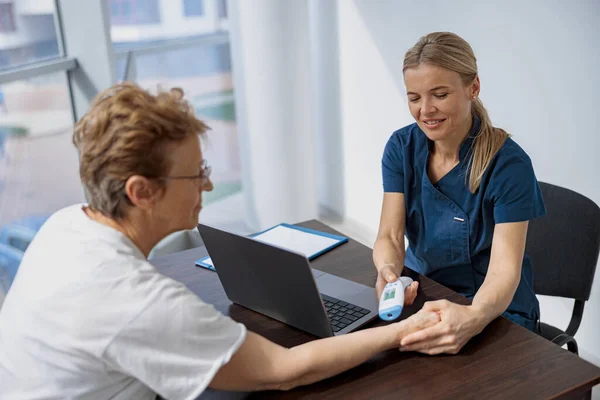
top-left (329, 0), bottom-right (600, 374)
top-left (229, 0), bottom-right (318, 231)
top-left (309, 0), bottom-right (345, 217)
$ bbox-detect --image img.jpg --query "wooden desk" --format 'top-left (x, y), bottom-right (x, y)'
top-left (151, 220), bottom-right (600, 399)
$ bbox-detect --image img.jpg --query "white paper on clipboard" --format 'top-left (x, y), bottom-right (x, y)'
top-left (197, 224), bottom-right (346, 268)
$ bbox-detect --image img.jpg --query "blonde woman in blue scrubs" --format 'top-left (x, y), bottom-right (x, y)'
top-left (373, 32), bottom-right (546, 355)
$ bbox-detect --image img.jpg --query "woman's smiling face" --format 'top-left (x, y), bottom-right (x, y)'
top-left (404, 63), bottom-right (479, 142)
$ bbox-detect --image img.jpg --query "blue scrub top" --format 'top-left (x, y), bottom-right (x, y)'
top-left (382, 117), bottom-right (546, 331)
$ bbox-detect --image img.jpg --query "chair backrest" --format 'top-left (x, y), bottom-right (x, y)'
top-left (526, 182), bottom-right (600, 300)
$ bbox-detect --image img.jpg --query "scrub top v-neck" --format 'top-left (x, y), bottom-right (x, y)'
top-left (381, 117), bottom-right (546, 330)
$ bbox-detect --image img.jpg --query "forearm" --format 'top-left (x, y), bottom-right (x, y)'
top-left (210, 327), bottom-right (397, 392)
top-left (278, 324), bottom-right (399, 390)
top-left (373, 236), bottom-right (405, 272)
top-left (472, 222), bottom-right (528, 327)
top-left (472, 267), bottom-right (520, 326)
top-left (211, 312), bottom-right (438, 392)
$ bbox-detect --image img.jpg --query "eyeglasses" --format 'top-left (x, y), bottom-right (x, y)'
top-left (156, 160), bottom-right (212, 186)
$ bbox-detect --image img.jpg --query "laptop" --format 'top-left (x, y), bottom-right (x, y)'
top-left (197, 223), bottom-right (379, 337)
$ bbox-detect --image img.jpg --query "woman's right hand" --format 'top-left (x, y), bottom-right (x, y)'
top-left (376, 264), bottom-right (419, 304)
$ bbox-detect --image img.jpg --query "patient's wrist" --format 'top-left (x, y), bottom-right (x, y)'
top-left (392, 311), bottom-right (440, 343)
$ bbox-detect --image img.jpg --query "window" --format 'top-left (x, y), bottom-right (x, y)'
top-left (0, 4), bottom-right (15, 33)
top-left (0, 4), bottom-right (61, 70)
top-left (124, 44), bottom-right (240, 207)
top-left (183, 0), bottom-right (204, 17)
top-left (110, 4), bottom-right (243, 254)
top-left (0, 1), bottom-right (80, 300)
top-left (0, 72), bottom-right (81, 297)
top-left (216, 0), bottom-right (227, 19)
top-left (109, 0), bottom-right (160, 25)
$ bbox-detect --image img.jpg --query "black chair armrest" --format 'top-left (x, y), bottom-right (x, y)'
top-left (565, 299), bottom-right (585, 337)
top-left (539, 322), bottom-right (579, 355)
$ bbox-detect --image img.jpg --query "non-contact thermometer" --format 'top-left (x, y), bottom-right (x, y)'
top-left (379, 276), bottom-right (414, 321)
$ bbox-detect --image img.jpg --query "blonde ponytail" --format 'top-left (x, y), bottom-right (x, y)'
top-left (468, 98), bottom-right (509, 192)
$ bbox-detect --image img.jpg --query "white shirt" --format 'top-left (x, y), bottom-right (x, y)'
top-left (0, 205), bottom-right (246, 400)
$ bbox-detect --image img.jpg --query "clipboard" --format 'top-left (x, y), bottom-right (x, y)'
top-left (195, 223), bottom-right (348, 271)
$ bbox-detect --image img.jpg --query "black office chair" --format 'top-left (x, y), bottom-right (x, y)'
top-left (525, 182), bottom-right (600, 355)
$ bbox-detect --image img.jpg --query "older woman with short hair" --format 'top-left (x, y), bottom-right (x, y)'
top-left (0, 83), bottom-right (435, 400)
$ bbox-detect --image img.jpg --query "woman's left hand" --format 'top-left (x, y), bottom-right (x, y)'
top-left (399, 299), bottom-right (488, 355)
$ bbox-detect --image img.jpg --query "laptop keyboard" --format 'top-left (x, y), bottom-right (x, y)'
top-left (320, 294), bottom-right (371, 332)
